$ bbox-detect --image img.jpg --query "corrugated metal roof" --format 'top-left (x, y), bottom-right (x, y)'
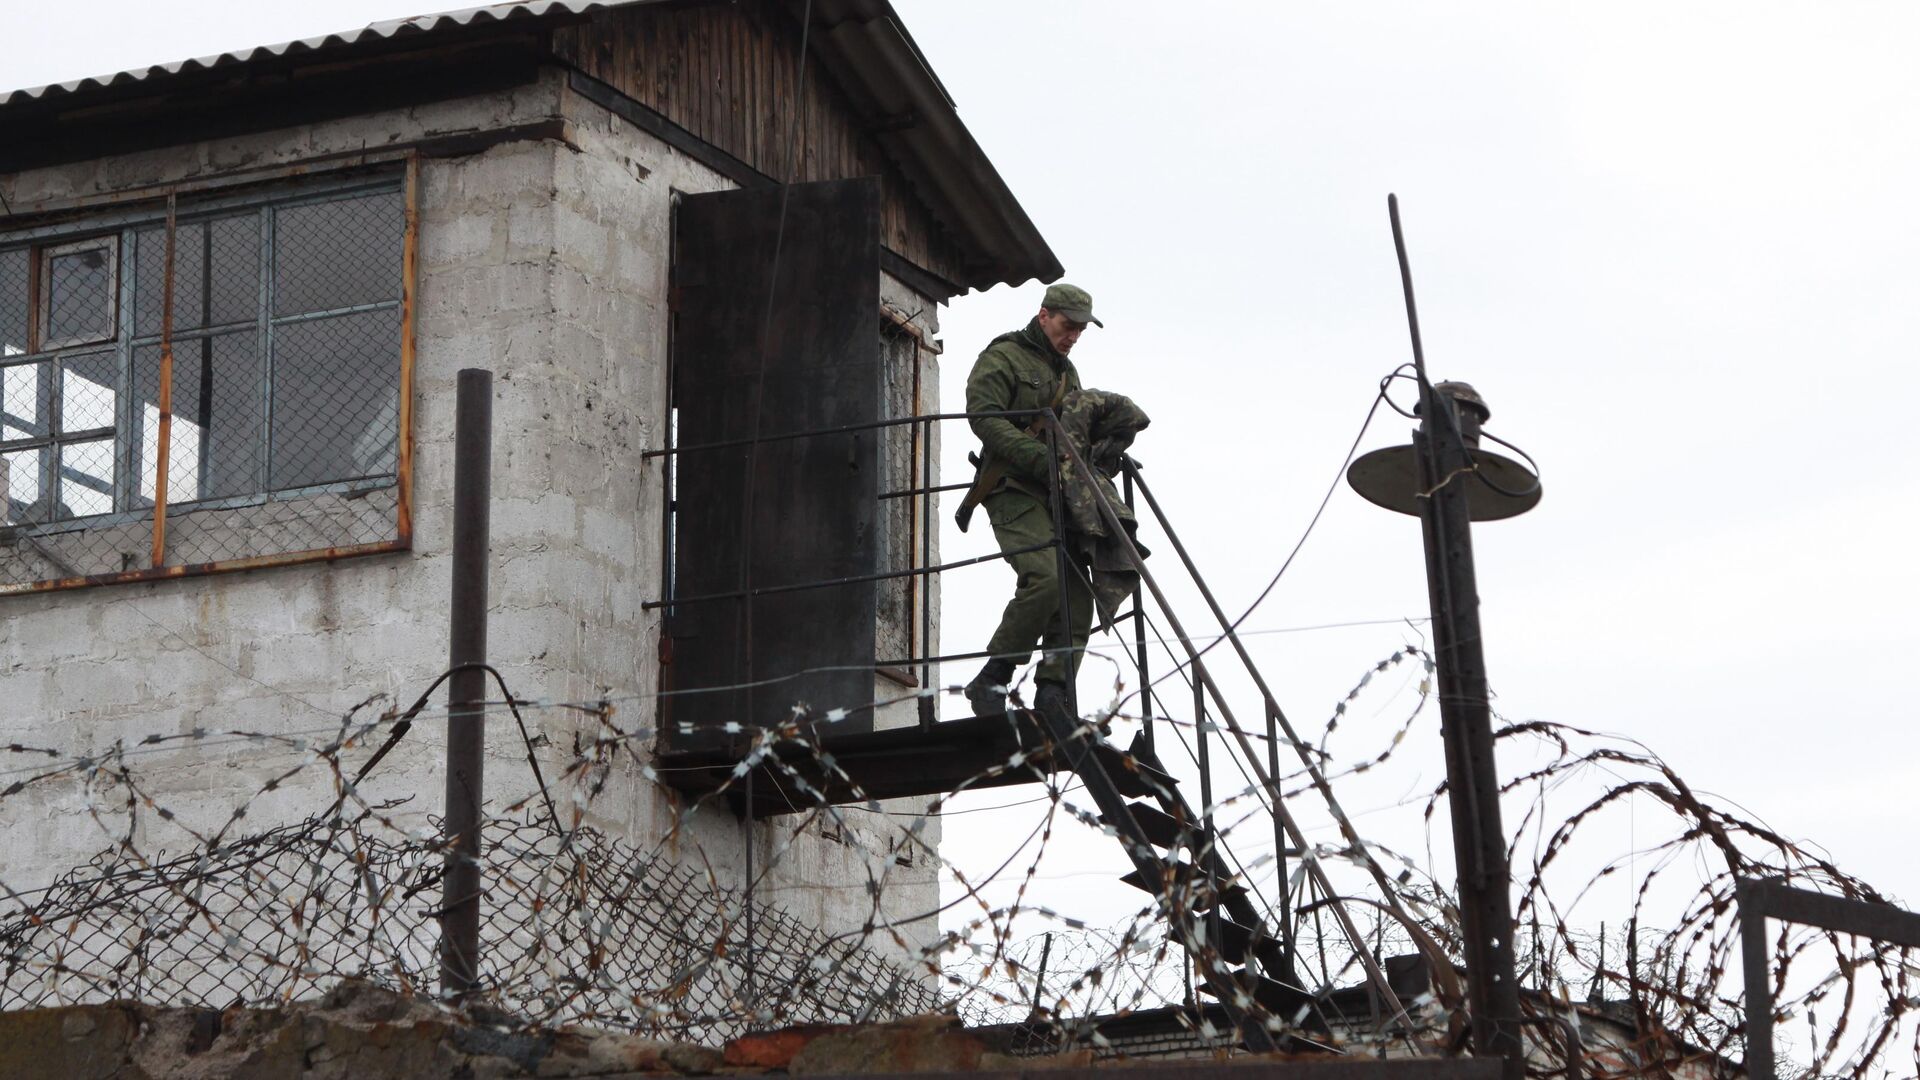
top-left (0, 0), bottom-right (644, 108)
top-left (0, 0), bottom-right (1059, 292)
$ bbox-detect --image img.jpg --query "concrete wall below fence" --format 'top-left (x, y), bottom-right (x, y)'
top-left (0, 66), bottom-right (946, 988)
top-left (0, 982), bottom-right (1512, 1080)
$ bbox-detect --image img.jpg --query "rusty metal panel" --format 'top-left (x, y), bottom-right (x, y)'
top-left (669, 177), bottom-right (881, 748)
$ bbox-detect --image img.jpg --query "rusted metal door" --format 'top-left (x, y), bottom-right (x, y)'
top-left (667, 177), bottom-right (882, 749)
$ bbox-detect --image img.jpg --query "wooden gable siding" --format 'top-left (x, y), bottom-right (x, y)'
top-left (554, 1), bottom-right (971, 292)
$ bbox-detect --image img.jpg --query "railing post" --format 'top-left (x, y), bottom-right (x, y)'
top-left (1042, 411), bottom-right (1078, 717)
top-left (1738, 879), bottom-right (1776, 1080)
top-left (1195, 671), bottom-right (1225, 989)
top-left (919, 414), bottom-right (936, 728)
top-left (1123, 467), bottom-right (1152, 750)
top-left (1268, 706), bottom-right (1295, 979)
top-left (441, 367), bottom-right (492, 998)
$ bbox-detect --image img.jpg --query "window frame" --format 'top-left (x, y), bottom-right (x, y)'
top-left (34, 235), bottom-right (121, 353)
top-left (0, 162), bottom-right (418, 593)
top-left (0, 347), bottom-right (120, 529)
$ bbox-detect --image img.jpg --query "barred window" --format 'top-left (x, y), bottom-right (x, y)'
top-left (875, 313), bottom-right (935, 689)
top-left (0, 174), bottom-right (412, 593)
top-left (876, 320), bottom-right (917, 668)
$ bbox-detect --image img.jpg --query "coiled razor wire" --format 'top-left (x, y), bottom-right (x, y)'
top-left (0, 652), bottom-right (1916, 1077)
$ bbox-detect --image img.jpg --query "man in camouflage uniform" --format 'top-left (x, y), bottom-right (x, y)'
top-left (958, 283), bottom-right (1104, 720)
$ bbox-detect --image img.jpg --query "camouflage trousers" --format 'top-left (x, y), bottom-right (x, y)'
top-left (982, 489), bottom-right (1093, 687)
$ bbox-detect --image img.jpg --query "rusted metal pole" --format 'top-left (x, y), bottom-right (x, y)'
top-left (395, 155), bottom-right (420, 547)
top-left (441, 367), bottom-right (492, 998)
top-left (150, 193), bottom-right (176, 568)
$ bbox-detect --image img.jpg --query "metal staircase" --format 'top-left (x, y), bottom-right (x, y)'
top-left (654, 413), bottom-right (1423, 1053)
top-left (1025, 430), bottom-right (1422, 1049)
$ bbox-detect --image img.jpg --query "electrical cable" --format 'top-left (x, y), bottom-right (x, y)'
top-left (1472, 428), bottom-right (1543, 498)
top-left (1126, 376), bottom-right (1397, 704)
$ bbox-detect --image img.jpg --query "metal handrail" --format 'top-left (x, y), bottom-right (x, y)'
top-left (1044, 415), bottom-right (1416, 1034)
top-left (641, 408), bottom-right (1040, 459)
top-left (1120, 459), bottom-right (1424, 938)
top-left (643, 541), bottom-right (1052, 611)
top-left (652, 410), bottom-right (1047, 713)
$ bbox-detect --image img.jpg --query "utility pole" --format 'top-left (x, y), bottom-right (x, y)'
top-left (1346, 197), bottom-right (1539, 1077)
top-left (1415, 379), bottom-right (1527, 1075)
top-left (442, 367), bottom-right (493, 998)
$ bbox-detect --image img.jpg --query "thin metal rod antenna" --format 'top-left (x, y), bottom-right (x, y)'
top-left (1387, 194), bottom-right (1432, 393)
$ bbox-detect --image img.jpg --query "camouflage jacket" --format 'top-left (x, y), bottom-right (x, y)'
top-left (964, 318), bottom-right (1082, 491)
top-left (1056, 388), bottom-right (1152, 628)
top-left (1054, 388), bottom-right (1150, 540)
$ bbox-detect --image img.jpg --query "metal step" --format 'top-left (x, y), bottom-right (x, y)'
top-left (1098, 801), bottom-right (1193, 848)
top-left (1117, 862), bottom-right (1250, 912)
top-left (1186, 913), bottom-right (1257, 965)
top-left (1027, 692), bottom-right (1280, 1052)
top-left (1198, 968), bottom-right (1322, 1021)
top-left (1091, 742), bottom-right (1178, 799)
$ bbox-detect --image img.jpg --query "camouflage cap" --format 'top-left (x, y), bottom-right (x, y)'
top-left (1041, 282), bottom-right (1103, 327)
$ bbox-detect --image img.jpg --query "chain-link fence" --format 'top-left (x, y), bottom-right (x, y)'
top-left (0, 170), bottom-right (412, 593)
top-left (0, 810), bottom-right (945, 1039)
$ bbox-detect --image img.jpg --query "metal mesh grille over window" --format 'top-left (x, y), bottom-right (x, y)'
top-left (875, 320), bottom-right (918, 675)
top-left (0, 173), bottom-right (413, 593)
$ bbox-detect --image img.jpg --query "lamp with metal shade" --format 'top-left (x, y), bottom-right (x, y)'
top-left (1346, 380), bottom-right (1542, 522)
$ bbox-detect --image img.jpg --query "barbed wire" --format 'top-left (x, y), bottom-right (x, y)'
top-left (2, 643), bottom-right (1915, 1077)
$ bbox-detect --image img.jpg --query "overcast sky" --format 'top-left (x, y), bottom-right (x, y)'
top-left (9, 0), bottom-right (1920, 980)
top-left (905, 1), bottom-right (1920, 943)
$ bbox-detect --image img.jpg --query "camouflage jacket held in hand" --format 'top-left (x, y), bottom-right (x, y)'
top-left (1054, 387), bottom-right (1152, 630)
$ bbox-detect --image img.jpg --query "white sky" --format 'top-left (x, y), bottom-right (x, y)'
top-left (901, 0), bottom-right (1920, 934)
top-left (8, 0), bottom-right (1920, 999)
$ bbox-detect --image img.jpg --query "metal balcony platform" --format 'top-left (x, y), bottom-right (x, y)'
top-left (653, 711), bottom-right (1176, 818)
top-left (653, 713), bottom-right (1052, 817)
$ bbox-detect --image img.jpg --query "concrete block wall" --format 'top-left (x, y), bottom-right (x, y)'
top-left (0, 76), bottom-right (588, 895)
top-left (0, 67), bottom-right (947, 973)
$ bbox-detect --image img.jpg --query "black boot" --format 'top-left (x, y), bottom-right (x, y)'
top-left (965, 659), bottom-right (1017, 717)
top-left (1034, 681), bottom-right (1075, 728)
